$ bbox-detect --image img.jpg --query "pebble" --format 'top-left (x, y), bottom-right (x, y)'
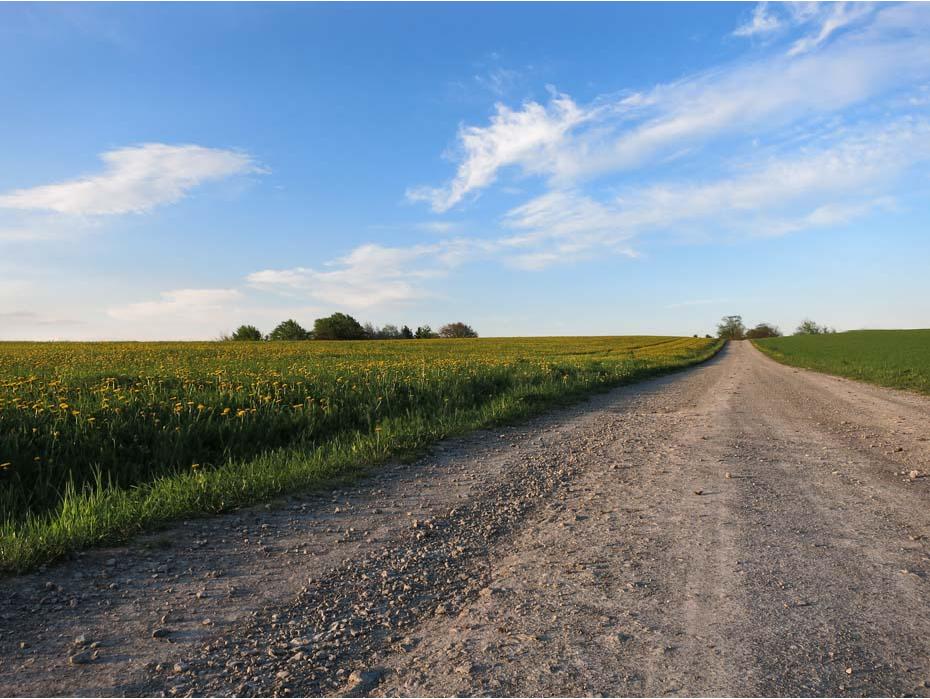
top-left (347, 668), bottom-right (385, 689)
top-left (68, 650), bottom-right (97, 665)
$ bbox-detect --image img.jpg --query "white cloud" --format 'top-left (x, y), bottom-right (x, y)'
top-left (248, 243), bottom-right (446, 308)
top-left (406, 93), bottom-right (591, 211)
top-left (788, 2), bottom-right (875, 56)
top-left (247, 236), bottom-right (511, 308)
top-left (108, 288), bottom-right (242, 320)
top-left (504, 119), bottom-right (930, 244)
top-left (410, 4), bottom-right (930, 203)
top-left (0, 143), bottom-right (265, 216)
top-left (733, 2), bottom-right (782, 37)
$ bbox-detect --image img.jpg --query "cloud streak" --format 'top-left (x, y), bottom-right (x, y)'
top-left (504, 118), bottom-right (930, 247)
top-left (108, 288), bottom-right (243, 320)
top-left (733, 2), bottom-right (782, 37)
top-left (409, 4), bottom-right (930, 207)
top-left (0, 143), bottom-right (265, 216)
top-left (406, 94), bottom-right (590, 211)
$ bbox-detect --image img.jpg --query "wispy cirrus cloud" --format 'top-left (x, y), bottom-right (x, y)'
top-left (408, 3), bottom-right (930, 210)
top-left (247, 243), bottom-right (447, 308)
top-left (786, 2), bottom-right (876, 56)
top-left (406, 93), bottom-right (591, 212)
top-left (732, 1), bottom-right (876, 53)
top-left (503, 117), bottom-right (930, 251)
top-left (733, 2), bottom-right (782, 37)
top-left (108, 288), bottom-right (243, 321)
top-left (0, 143), bottom-right (265, 216)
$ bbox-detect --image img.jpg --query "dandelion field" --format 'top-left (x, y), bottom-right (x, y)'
top-left (0, 336), bottom-right (721, 571)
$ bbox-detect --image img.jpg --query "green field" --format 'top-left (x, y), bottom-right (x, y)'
top-left (753, 330), bottom-right (930, 395)
top-left (0, 336), bottom-right (721, 572)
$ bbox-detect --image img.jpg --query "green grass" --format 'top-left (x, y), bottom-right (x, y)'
top-left (0, 336), bottom-right (722, 572)
top-left (753, 329), bottom-right (930, 395)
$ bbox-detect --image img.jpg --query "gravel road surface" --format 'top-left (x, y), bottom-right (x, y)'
top-left (2, 341), bottom-right (929, 697)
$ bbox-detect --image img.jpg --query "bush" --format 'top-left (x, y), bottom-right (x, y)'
top-left (268, 319), bottom-right (310, 341)
top-left (794, 319), bottom-right (834, 335)
top-left (230, 324), bottom-right (263, 341)
top-left (439, 322), bottom-right (478, 339)
top-left (313, 313), bottom-right (366, 340)
top-left (745, 323), bottom-right (781, 339)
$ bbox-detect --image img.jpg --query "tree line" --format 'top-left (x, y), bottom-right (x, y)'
top-left (223, 313), bottom-right (478, 341)
top-left (715, 315), bottom-right (836, 340)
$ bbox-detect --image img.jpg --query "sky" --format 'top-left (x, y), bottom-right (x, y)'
top-left (2, 1), bottom-right (930, 340)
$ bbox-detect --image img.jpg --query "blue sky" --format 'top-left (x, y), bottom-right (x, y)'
top-left (2, 1), bottom-right (930, 340)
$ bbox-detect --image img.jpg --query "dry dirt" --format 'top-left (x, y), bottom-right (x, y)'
top-left (2, 341), bottom-right (930, 697)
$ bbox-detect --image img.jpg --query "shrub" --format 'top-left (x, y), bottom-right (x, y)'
top-left (230, 324), bottom-right (263, 341)
top-left (268, 319), bottom-right (310, 341)
top-left (439, 322), bottom-right (478, 339)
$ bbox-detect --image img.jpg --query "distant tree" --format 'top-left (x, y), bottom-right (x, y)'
top-left (268, 319), bottom-right (310, 341)
top-left (313, 312), bottom-right (367, 340)
top-left (415, 325), bottom-right (438, 339)
top-left (439, 322), bottom-right (478, 339)
top-left (379, 324), bottom-right (402, 340)
top-left (229, 324), bottom-right (263, 341)
top-left (745, 323), bottom-right (782, 339)
top-left (401, 325), bottom-right (414, 339)
top-left (716, 315), bottom-right (746, 340)
top-left (362, 322), bottom-right (378, 340)
top-left (794, 319), bottom-right (834, 336)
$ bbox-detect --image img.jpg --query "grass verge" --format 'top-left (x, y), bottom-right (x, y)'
top-left (753, 329), bottom-right (930, 395)
top-left (1, 338), bottom-right (722, 573)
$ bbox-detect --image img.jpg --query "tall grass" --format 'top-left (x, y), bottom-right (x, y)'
top-left (0, 336), bottom-right (722, 572)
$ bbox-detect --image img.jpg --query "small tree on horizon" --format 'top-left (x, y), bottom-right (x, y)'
top-left (229, 324), bottom-right (263, 341)
top-left (745, 323), bottom-right (781, 339)
top-left (794, 319), bottom-right (835, 335)
top-left (313, 312), bottom-right (367, 340)
top-left (378, 324), bottom-right (402, 340)
top-left (415, 325), bottom-right (438, 339)
top-left (401, 325), bottom-right (414, 339)
top-left (716, 315), bottom-right (746, 340)
top-left (439, 322), bottom-right (478, 339)
top-left (268, 319), bottom-right (310, 341)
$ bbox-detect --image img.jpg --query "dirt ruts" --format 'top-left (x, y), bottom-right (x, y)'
top-left (2, 341), bottom-right (929, 697)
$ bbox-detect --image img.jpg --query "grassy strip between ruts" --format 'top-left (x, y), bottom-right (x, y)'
top-left (752, 329), bottom-right (930, 396)
top-left (1, 338), bottom-right (722, 573)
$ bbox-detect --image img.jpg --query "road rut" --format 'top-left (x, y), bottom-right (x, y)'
top-left (2, 341), bottom-right (929, 697)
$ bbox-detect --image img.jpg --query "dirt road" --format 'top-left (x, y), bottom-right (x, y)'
top-left (2, 341), bottom-right (930, 697)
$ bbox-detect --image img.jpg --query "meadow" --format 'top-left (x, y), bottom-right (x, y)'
top-left (0, 336), bottom-right (721, 571)
top-left (753, 329), bottom-right (930, 395)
